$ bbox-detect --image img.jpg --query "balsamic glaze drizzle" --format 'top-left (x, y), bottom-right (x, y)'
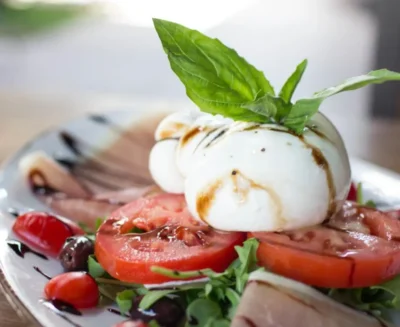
top-left (7, 208), bottom-right (19, 217)
top-left (60, 132), bottom-right (83, 156)
top-left (107, 307), bottom-right (130, 317)
top-left (6, 240), bottom-right (47, 260)
top-left (41, 299), bottom-right (82, 327)
top-left (33, 266), bottom-right (51, 280)
top-left (58, 131), bottom-right (150, 181)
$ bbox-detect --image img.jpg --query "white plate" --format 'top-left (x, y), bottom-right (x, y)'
top-left (0, 110), bottom-right (400, 327)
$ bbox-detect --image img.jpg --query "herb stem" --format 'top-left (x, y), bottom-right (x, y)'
top-left (150, 266), bottom-right (223, 279)
top-left (95, 278), bottom-right (140, 288)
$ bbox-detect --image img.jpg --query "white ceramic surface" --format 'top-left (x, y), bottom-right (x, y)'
top-left (0, 110), bottom-right (400, 327)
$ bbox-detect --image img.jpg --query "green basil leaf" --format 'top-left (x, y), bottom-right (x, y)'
top-left (116, 289), bottom-right (135, 314)
top-left (186, 299), bottom-right (222, 327)
top-left (139, 289), bottom-right (177, 310)
top-left (88, 255), bottom-right (105, 278)
top-left (284, 69), bottom-right (400, 134)
top-left (242, 94), bottom-right (290, 122)
top-left (279, 59), bottom-right (308, 103)
top-left (153, 18), bottom-right (275, 123)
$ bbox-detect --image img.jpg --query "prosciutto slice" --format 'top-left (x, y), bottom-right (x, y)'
top-left (231, 270), bottom-right (390, 327)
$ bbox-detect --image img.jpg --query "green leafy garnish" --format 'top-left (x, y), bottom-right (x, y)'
top-left (327, 275), bottom-right (400, 320)
top-left (139, 289), bottom-right (178, 310)
top-left (78, 221), bottom-right (93, 234)
top-left (139, 238), bottom-right (260, 326)
top-left (78, 217), bottom-right (104, 241)
top-left (153, 18), bottom-right (400, 134)
top-left (356, 182), bottom-right (377, 208)
top-left (88, 255), bottom-right (105, 278)
top-left (186, 299), bottom-right (223, 326)
top-left (279, 59), bottom-right (308, 104)
top-left (152, 18), bottom-right (275, 124)
top-left (116, 289), bottom-right (136, 314)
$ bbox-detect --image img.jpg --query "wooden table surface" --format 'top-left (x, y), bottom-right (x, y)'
top-left (1, 92), bottom-right (400, 326)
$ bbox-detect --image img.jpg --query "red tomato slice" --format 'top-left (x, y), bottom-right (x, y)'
top-left (250, 202), bottom-right (400, 288)
top-left (95, 194), bottom-right (245, 284)
top-left (12, 212), bottom-right (84, 256)
top-left (45, 272), bottom-right (99, 309)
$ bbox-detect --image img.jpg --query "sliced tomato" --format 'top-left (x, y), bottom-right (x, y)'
top-left (251, 202), bottom-right (400, 288)
top-left (12, 212), bottom-right (84, 256)
top-left (95, 194), bottom-right (245, 284)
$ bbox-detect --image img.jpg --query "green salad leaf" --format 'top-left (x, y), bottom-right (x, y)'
top-left (139, 289), bottom-right (178, 310)
top-left (137, 238), bottom-right (260, 326)
top-left (116, 289), bottom-right (136, 314)
top-left (87, 255), bottom-right (105, 278)
top-left (327, 275), bottom-right (400, 321)
top-left (153, 18), bottom-right (400, 134)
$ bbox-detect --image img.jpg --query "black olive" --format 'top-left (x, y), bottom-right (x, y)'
top-left (130, 295), bottom-right (184, 327)
top-left (58, 236), bottom-right (94, 272)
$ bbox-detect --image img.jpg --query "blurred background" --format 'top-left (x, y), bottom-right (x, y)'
top-left (0, 0), bottom-right (400, 172)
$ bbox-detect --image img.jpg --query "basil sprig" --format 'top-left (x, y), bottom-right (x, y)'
top-left (153, 18), bottom-right (400, 134)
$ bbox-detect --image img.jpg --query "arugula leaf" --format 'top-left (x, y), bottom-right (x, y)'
top-left (234, 238), bottom-right (259, 276)
top-left (139, 290), bottom-right (177, 310)
top-left (152, 18), bottom-right (276, 123)
top-left (88, 255), bottom-right (105, 278)
top-left (327, 274), bottom-right (400, 319)
top-left (147, 238), bottom-right (260, 324)
top-left (283, 69), bottom-right (400, 134)
top-left (279, 59), bottom-right (308, 104)
top-left (116, 289), bottom-right (135, 314)
top-left (186, 299), bottom-right (222, 327)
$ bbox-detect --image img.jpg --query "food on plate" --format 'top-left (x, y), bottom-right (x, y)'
top-left (19, 151), bottom-right (90, 198)
top-left (150, 110), bottom-right (351, 232)
top-left (11, 17), bottom-right (400, 327)
top-left (58, 236), bottom-right (94, 272)
top-left (251, 201), bottom-right (400, 288)
top-left (231, 270), bottom-right (387, 327)
top-left (12, 211), bottom-right (84, 256)
top-left (44, 271), bottom-right (99, 309)
top-left (95, 193), bottom-right (246, 283)
top-left (19, 151), bottom-right (160, 229)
